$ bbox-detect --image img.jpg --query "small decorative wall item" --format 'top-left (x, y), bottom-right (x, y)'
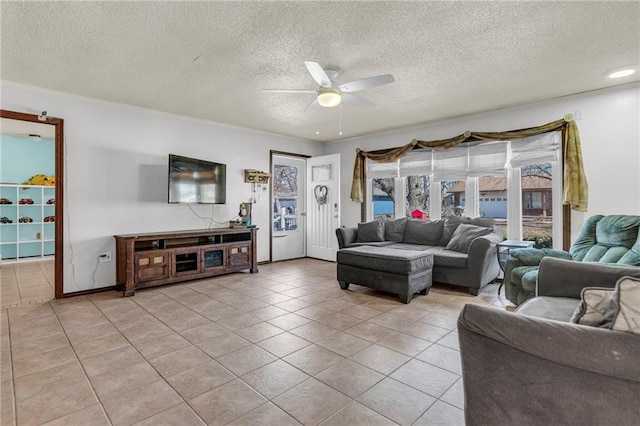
top-left (18, 216), bottom-right (33, 223)
top-left (46, 198), bottom-right (55, 204)
top-left (0, 216), bottom-right (13, 223)
top-left (22, 174), bottom-right (55, 186)
top-left (19, 198), bottom-right (34, 204)
top-left (314, 185), bottom-right (328, 209)
top-left (244, 169), bottom-right (271, 184)
top-left (0, 198), bottom-right (12, 204)
top-left (43, 216), bottom-right (55, 222)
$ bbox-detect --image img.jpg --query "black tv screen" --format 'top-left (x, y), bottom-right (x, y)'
top-left (168, 154), bottom-right (226, 204)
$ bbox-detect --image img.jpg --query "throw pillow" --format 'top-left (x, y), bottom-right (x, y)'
top-left (403, 219), bottom-right (444, 245)
top-left (440, 216), bottom-right (495, 246)
top-left (570, 287), bottom-right (617, 327)
top-left (384, 217), bottom-right (408, 242)
top-left (611, 276), bottom-right (640, 335)
top-left (356, 221), bottom-right (385, 243)
top-left (444, 223), bottom-right (492, 253)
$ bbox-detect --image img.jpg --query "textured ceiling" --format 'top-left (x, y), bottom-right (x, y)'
top-left (1, 1), bottom-right (639, 142)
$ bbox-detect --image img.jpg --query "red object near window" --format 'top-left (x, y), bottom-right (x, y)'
top-left (411, 209), bottom-right (427, 219)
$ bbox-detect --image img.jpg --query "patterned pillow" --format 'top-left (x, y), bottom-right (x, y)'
top-left (611, 276), bottom-right (640, 335)
top-left (570, 287), bottom-right (616, 327)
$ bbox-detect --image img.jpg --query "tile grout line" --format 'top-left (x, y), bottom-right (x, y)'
top-left (87, 294), bottom-right (207, 425)
top-left (8, 259), bottom-right (489, 425)
top-left (4, 308), bottom-right (17, 426)
top-left (46, 298), bottom-right (113, 426)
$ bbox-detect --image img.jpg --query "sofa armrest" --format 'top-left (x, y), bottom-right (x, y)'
top-left (458, 304), bottom-right (640, 425)
top-left (463, 231), bottom-right (502, 289)
top-left (467, 231), bottom-right (501, 258)
top-left (508, 247), bottom-right (571, 266)
top-left (335, 227), bottom-right (358, 249)
top-left (537, 257), bottom-right (640, 298)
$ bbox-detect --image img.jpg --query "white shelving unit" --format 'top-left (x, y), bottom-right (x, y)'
top-left (0, 184), bottom-right (55, 262)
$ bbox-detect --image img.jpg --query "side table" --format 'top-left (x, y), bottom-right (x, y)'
top-left (497, 240), bottom-right (535, 295)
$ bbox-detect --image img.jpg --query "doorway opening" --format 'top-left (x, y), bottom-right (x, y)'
top-left (270, 152), bottom-right (309, 262)
top-left (270, 151), bottom-right (341, 263)
top-left (0, 110), bottom-right (64, 304)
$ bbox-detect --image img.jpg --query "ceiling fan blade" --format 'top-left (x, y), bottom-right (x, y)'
top-left (305, 98), bottom-right (319, 112)
top-left (262, 89), bottom-right (317, 94)
top-left (341, 93), bottom-right (375, 109)
top-left (304, 61), bottom-right (332, 88)
top-left (339, 74), bottom-right (395, 93)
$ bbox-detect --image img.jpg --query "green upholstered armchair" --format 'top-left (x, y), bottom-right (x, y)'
top-left (504, 215), bottom-right (640, 305)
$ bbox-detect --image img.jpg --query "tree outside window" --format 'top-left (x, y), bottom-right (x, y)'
top-left (372, 178), bottom-right (395, 220)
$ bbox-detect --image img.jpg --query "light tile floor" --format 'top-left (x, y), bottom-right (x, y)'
top-left (0, 260), bottom-right (55, 309)
top-left (1, 258), bottom-right (513, 425)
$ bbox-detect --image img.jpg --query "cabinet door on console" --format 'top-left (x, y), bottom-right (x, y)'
top-left (202, 245), bottom-right (227, 273)
top-left (135, 251), bottom-right (170, 283)
top-left (228, 242), bottom-right (251, 269)
top-left (172, 247), bottom-right (202, 277)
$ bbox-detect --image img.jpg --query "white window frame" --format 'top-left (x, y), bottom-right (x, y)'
top-left (367, 162), bottom-right (562, 249)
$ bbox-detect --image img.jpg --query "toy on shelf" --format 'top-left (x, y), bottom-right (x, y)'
top-left (0, 198), bottom-right (12, 204)
top-left (43, 216), bottom-right (55, 222)
top-left (18, 216), bottom-right (34, 223)
top-left (19, 198), bottom-right (34, 205)
top-left (0, 216), bottom-right (13, 224)
top-left (46, 198), bottom-right (55, 204)
top-left (22, 174), bottom-right (55, 186)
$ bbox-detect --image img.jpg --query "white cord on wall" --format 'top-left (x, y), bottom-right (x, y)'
top-left (186, 203), bottom-right (239, 229)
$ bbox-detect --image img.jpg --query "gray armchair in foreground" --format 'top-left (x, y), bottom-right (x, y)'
top-left (458, 258), bottom-right (640, 425)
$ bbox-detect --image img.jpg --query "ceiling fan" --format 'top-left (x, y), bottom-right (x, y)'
top-left (264, 61), bottom-right (395, 110)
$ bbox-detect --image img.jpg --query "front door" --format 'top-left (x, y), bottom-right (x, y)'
top-left (272, 155), bottom-right (306, 261)
top-left (306, 154), bottom-right (341, 261)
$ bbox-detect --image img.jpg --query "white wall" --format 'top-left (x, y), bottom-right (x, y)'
top-left (323, 85), bottom-right (640, 241)
top-left (1, 83), bottom-right (323, 293)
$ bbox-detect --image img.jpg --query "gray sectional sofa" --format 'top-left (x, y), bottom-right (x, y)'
top-left (336, 216), bottom-right (503, 297)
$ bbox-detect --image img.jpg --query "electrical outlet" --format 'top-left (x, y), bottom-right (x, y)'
top-left (99, 252), bottom-right (112, 262)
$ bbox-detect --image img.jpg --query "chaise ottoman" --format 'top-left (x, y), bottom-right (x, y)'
top-left (337, 246), bottom-right (433, 303)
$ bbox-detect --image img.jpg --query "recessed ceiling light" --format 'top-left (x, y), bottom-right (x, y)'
top-left (608, 68), bottom-right (636, 79)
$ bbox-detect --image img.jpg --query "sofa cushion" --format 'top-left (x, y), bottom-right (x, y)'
top-left (356, 221), bottom-right (385, 243)
top-left (515, 296), bottom-right (580, 322)
top-left (424, 247), bottom-right (468, 268)
top-left (445, 224), bottom-right (492, 253)
top-left (440, 216), bottom-right (495, 246)
top-left (337, 246), bottom-right (433, 274)
top-left (570, 215), bottom-right (640, 265)
top-left (350, 241), bottom-right (395, 248)
top-left (611, 276), bottom-right (640, 335)
top-left (385, 243), bottom-right (432, 251)
top-left (570, 287), bottom-right (616, 327)
top-left (384, 217), bottom-right (407, 242)
top-left (403, 219), bottom-right (444, 245)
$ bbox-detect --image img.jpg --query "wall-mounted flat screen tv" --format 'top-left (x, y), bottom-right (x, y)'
top-left (168, 154), bottom-right (226, 204)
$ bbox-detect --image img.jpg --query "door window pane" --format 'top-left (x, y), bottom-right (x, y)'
top-left (372, 178), bottom-right (395, 220)
top-left (312, 164), bottom-right (332, 181)
top-left (273, 164), bottom-right (299, 232)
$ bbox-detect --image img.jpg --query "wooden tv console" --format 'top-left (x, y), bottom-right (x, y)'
top-left (114, 227), bottom-right (258, 296)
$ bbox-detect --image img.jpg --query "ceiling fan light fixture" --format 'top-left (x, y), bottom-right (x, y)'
top-left (317, 89), bottom-right (341, 107)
